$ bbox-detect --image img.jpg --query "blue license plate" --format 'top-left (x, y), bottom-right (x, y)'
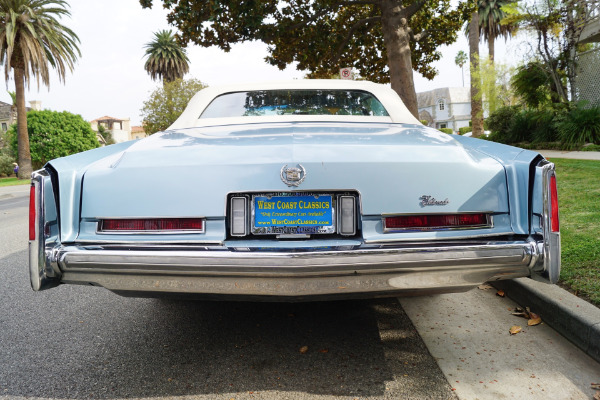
top-left (253, 194), bottom-right (334, 234)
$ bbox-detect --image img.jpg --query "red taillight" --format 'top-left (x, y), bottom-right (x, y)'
top-left (550, 174), bottom-right (559, 232)
top-left (29, 185), bottom-right (36, 241)
top-left (384, 213), bottom-right (489, 231)
top-left (100, 218), bottom-right (205, 232)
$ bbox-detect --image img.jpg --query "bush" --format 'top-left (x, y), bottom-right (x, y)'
top-left (530, 108), bottom-right (560, 143)
top-left (0, 152), bottom-right (15, 176)
top-left (582, 144), bottom-right (600, 152)
top-left (487, 106), bottom-right (565, 144)
top-left (8, 110), bottom-right (99, 169)
top-left (438, 128), bottom-right (453, 134)
top-left (420, 119), bottom-right (429, 126)
top-left (458, 126), bottom-right (471, 135)
top-left (486, 105), bottom-right (520, 142)
top-left (556, 104), bottom-right (600, 146)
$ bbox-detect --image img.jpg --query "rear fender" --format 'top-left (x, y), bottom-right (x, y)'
top-left (29, 169), bottom-right (61, 291)
top-left (530, 160), bottom-right (560, 283)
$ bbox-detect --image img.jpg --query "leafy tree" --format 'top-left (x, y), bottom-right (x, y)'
top-left (140, 78), bottom-right (207, 134)
top-left (97, 124), bottom-right (115, 145)
top-left (455, 50), bottom-right (468, 87)
top-left (503, 0), bottom-right (597, 103)
top-left (7, 110), bottom-right (99, 169)
top-left (144, 29), bottom-right (190, 85)
top-left (471, 56), bottom-right (515, 114)
top-left (0, 0), bottom-right (80, 179)
top-left (139, 0), bottom-right (473, 119)
top-left (511, 61), bottom-right (558, 108)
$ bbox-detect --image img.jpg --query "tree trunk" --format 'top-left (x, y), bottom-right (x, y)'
top-left (469, 11), bottom-right (484, 138)
top-left (14, 67), bottom-right (33, 179)
top-left (488, 35), bottom-right (495, 62)
top-left (380, 0), bottom-right (419, 119)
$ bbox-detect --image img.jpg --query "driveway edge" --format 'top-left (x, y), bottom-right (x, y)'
top-left (492, 277), bottom-right (600, 363)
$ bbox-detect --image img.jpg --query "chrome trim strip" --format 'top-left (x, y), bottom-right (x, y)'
top-left (73, 239), bottom-right (224, 245)
top-left (58, 241), bottom-right (536, 274)
top-left (364, 231), bottom-right (516, 243)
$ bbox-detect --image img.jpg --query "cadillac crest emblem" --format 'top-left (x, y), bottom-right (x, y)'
top-left (280, 164), bottom-right (306, 187)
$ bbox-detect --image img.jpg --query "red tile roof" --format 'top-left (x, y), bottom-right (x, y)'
top-left (91, 116), bottom-right (125, 122)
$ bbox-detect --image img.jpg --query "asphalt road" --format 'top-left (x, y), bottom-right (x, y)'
top-left (0, 187), bottom-right (456, 400)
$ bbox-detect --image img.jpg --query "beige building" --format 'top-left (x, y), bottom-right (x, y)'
top-left (90, 116), bottom-right (146, 143)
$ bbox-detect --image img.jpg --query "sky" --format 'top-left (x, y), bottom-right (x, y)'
top-left (3, 0), bottom-right (530, 126)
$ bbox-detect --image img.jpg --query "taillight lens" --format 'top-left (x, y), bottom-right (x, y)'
top-left (29, 185), bottom-right (36, 241)
top-left (550, 174), bottom-right (559, 232)
top-left (384, 213), bottom-right (490, 231)
top-left (100, 218), bottom-right (205, 232)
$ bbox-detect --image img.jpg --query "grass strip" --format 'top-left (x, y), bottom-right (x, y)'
top-left (0, 177), bottom-right (30, 187)
top-left (551, 158), bottom-right (600, 305)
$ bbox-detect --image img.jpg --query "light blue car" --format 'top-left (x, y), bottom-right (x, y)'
top-left (29, 80), bottom-right (560, 300)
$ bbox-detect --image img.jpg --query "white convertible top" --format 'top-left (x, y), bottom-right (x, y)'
top-left (169, 79), bottom-right (421, 129)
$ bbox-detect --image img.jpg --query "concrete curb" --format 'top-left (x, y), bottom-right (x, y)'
top-left (493, 278), bottom-right (600, 363)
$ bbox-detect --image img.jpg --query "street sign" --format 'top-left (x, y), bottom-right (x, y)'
top-left (339, 68), bottom-right (353, 80)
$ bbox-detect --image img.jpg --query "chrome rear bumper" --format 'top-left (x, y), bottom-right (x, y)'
top-left (43, 240), bottom-right (541, 299)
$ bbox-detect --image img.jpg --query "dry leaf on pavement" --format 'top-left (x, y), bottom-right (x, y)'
top-left (509, 325), bottom-right (522, 335)
top-left (496, 290), bottom-right (506, 297)
top-left (299, 346), bottom-right (309, 354)
top-left (478, 284), bottom-right (493, 290)
top-left (528, 312), bottom-right (542, 326)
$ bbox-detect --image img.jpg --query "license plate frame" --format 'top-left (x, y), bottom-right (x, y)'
top-left (251, 193), bottom-right (335, 235)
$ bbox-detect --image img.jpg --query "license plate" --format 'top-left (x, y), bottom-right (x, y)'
top-left (252, 194), bottom-right (334, 235)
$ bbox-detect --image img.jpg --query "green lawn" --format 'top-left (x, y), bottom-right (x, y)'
top-left (0, 177), bottom-right (30, 187)
top-left (551, 158), bottom-right (600, 305)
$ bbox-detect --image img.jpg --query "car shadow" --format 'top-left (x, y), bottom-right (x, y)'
top-left (1, 250), bottom-right (450, 399)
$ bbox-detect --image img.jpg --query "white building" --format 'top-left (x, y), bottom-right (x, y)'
top-left (417, 87), bottom-right (471, 132)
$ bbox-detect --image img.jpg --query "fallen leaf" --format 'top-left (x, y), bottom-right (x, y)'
top-left (478, 284), bottom-right (493, 290)
top-left (496, 290), bottom-right (505, 297)
top-left (319, 349), bottom-right (329, 353)
top-left (299, 345), bottom-right (309, 354)
top-left (512, 310), bottom-right (530, 318)
top-left (509, 325), bottom-right (522, 335)
top-left (528, 315), bottom-right (542, 326)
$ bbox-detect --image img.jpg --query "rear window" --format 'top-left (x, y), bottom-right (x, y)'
top-left (200, 89), bottom-right (389, 118)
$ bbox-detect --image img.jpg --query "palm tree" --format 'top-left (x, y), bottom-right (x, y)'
top-left (0, 0), bottom-right (80, 179)
top-left (144, 30), bottom-right (190, 85)
top-left (477, 0), bottom-right (515, 62)
top-left (469, 11), bottom-right (484, 138)
top-left (455, 50), bottom-right (468, 87)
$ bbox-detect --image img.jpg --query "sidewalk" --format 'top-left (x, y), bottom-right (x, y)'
top-left (535, 149), bottom-right (600, 160)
